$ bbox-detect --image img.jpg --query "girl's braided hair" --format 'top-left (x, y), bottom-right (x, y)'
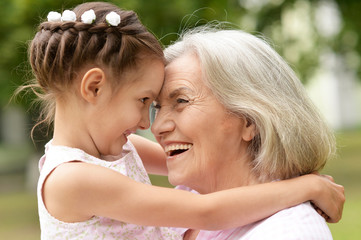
top-left (26, 2), bottom-right (163, 135)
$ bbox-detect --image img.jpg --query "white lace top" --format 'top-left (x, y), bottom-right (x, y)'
top-left (37, 140), bottom-right (182, 240)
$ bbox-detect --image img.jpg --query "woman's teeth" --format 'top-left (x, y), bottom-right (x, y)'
top-left (165, 144), bottom-right (193, 156)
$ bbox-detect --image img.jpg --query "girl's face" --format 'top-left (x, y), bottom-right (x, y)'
top-left (92, 58), bottom-right (164, 157)
top-left (151, 53), bottom-right (254, 193)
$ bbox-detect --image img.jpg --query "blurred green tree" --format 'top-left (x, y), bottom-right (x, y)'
top-left (0, 0), bottom-right (359, 144)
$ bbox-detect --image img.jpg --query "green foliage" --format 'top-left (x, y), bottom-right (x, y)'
top-left (1, 0), bottom-right (360, 109)
top-left (0, 144), bottom-right (32, 173)
top-left (0, 0), bottom-right (360, 143)
top-left (336, 0), bottom-right (361, 77)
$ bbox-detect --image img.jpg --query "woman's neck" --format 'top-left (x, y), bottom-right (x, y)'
top-left (194, 155), bottom-right (260, 194)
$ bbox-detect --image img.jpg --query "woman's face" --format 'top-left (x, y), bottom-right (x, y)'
top-left (151, 53), bottom-right (255, 193)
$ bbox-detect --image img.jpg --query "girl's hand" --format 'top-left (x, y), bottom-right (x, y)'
top-left (310, 172), bottom-right (345, 223)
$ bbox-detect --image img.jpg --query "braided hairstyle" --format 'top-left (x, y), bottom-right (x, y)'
top-left (28, 2), bottom-right (163, 133)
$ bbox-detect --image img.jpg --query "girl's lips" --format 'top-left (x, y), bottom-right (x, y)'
top-left (124, 130), bottom-right (136, 137)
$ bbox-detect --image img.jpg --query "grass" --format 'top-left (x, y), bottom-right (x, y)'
top-left (0, 191), bottom-right (39, 240)
top-left (0, 129), bottom-right (360, 239)
top-left (328, 191), bottom-right (361, 239)
top-left (323, 129), bottom-right (361, 239)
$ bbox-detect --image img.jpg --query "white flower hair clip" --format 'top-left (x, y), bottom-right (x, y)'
top-left (61, 10), bottom-right (76, 22)
top-left (46, 9), bottom-right (120, 27)
top-left (47, 11), bottom-right (62, 22)
top-left (81, 9), bottom-right (96, 24)
top-left (106, 11), bottom-right (121, 26)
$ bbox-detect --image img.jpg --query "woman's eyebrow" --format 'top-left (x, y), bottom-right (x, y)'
top-left (168, 87), bottom-right (193, 99)
top-left (155, 87), bottom-right (194, 103)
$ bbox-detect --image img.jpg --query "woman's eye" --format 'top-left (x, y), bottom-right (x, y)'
top-left (152, 102), bottom-right (161, 109)
top-left (176, 98), bottom-right (189, 104)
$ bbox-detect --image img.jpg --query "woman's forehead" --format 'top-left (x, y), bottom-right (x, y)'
top-left (161, 54), bottom-right (205, 93)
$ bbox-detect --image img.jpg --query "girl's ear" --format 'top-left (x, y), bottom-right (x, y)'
top-left (80, 68), bottom-right (106, 104)
top-left (241, 118), bottom-right (257, 142)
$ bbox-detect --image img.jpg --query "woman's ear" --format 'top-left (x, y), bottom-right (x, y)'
top-left (241, 118), bottom-right (257, 142)
top-left (80, 68), bottom-right (106, 104)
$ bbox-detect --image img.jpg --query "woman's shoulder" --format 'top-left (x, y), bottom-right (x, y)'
top-left (242, 202), bottom-right (333, 239)
top-left (269, 201), bottom-right (326, 222)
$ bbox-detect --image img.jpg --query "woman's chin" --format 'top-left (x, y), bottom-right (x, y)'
top-left (167, 173), bottom-right (185, 187)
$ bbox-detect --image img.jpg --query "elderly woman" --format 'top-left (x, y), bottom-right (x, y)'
top-left (144, 28), bottom-right (340, 239)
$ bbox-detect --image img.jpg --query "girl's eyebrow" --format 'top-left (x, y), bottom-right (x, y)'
top-left (142, 89), bottom-right (157, 99)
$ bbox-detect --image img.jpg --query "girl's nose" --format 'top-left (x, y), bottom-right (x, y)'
top-left (139, 110), bottom-right (150, 130)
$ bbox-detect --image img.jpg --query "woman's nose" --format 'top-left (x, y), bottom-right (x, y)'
top-left (151, 109), bottom-right (175, 137)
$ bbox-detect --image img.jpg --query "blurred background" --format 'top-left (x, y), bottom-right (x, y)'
top-left (0, 0), bottom-right (360, 239)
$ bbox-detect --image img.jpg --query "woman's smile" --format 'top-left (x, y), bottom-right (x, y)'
top-left (164, 143), bottom-right (193, 157)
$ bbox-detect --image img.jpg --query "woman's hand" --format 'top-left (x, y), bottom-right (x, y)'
top-left (309, 172), bottom-right (345, 223)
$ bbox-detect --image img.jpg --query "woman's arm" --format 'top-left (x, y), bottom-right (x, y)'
top-left (129, 134), bottom-right (168, 175)
top-left (43, 162), bottom-right (344, 229)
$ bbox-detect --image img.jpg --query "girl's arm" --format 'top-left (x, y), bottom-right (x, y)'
top-left (43, 162), bottom-right (344, 229)
top-left (129, 134), bottom-right (168, 175)
top-left (129, 133), bottom-right (344, 223)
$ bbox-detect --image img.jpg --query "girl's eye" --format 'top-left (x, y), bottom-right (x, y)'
top-left (140, 97), bottom-right (149, 104)
top-left (176, 98), bottom-right (189, 104)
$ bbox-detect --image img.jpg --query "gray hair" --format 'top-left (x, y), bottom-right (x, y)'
top-left (164, 26), bottom-right (336, 182)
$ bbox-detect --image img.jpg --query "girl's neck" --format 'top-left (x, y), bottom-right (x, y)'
top-left (52, 101), bottom-right (101, 159)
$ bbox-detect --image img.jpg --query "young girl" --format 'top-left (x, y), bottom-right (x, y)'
top-left (26, 2), bottom-right (344, 239)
